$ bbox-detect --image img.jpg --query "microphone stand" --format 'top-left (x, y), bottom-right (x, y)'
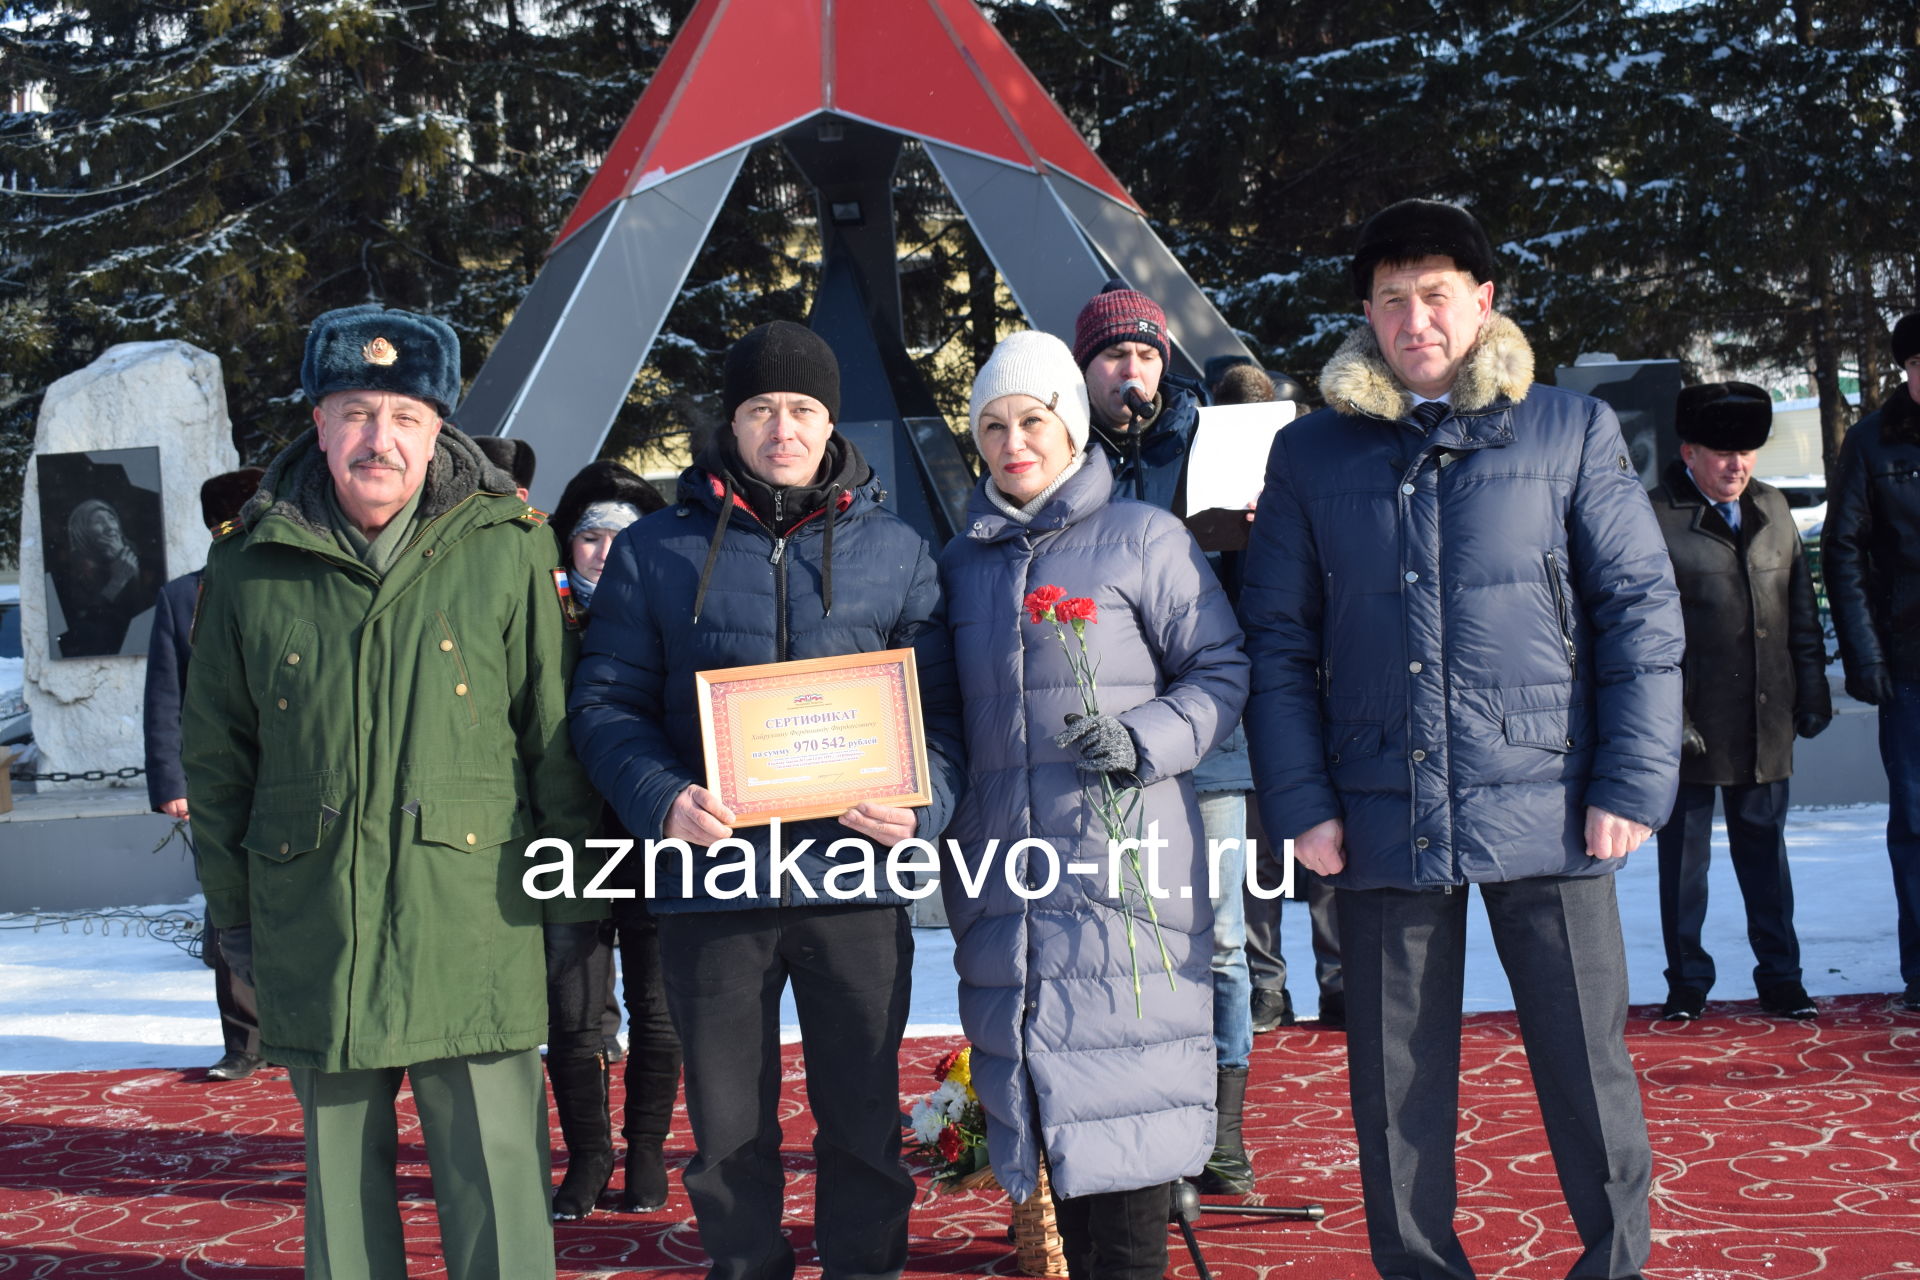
top-left (1167, 1180), bottom-right (1328, 1280)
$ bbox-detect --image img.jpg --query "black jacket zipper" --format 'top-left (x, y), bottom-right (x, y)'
top-left (770, 489), bottom-right (789, 661)
top-left (1545, 549), bottom-right (1577, 672)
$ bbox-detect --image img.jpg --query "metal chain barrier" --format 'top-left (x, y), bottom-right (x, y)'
top-left (7, 766), bottom-right (145, 782)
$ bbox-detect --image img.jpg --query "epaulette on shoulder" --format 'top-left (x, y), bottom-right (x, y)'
top-left (211, 519), bottom-right (242, 541)
top-left (516, 506), bottom-right (549, 528)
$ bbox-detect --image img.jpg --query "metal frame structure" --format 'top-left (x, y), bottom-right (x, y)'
top-left (459, 0), bottom-right (1253, 537)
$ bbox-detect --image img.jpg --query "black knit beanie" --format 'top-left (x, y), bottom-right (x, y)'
top-left (722, 320), bottom-right (841, 422)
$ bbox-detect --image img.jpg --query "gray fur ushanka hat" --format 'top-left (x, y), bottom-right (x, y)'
top-left (301, 304), bottom-right (463, 415)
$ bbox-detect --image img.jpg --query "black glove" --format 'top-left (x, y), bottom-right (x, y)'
top-left (217, 924), bottom-right (255, 990)
top-left (1681, 723), bottom-right (1707, 759)
top-left (1053, 712), bottom-right (1139, 775)
top-left (543, 920), bottom-right (604, 983)
top-left (1795, 709), bottom-right (1833, 739)
top-left (1846, 663), bottom-right (1893, 707)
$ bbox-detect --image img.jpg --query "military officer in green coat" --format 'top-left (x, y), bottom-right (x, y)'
top-left (182, 305), bottom-right (600, 1280)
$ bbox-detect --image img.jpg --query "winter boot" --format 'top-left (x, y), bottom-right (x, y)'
top-left (618, 1033), bottom-right (683, 1213)
top-left (1188, 1065), bottom-right (1254, 1196)
top-left (621, 1137), bottom-right (670, 1213)
top-left (548, 1053), bottom-right (615, 1220)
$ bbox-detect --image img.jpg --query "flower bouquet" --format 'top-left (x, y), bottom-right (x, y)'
top-left (906, 1046), bottom-right (993, 1192)
top-left (1024, 584), bottom-right (1177, 1016)
top-left (904, 1047), bottom-right (1066, 1276)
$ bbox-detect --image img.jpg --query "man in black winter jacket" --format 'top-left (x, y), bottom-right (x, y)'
top-left (1823, 311), bottom-right (1920, 1009)
top-left (1648, 383), bottom-right (1831, 1024)
top-left (142, 467), bottom-right (264, 1081)
top-left (568, 321), bottom-right (965, 1280)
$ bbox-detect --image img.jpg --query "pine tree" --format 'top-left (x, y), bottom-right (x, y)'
top-left (0, 0), bottom-right (684, 561)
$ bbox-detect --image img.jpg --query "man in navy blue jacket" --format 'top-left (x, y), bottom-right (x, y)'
top-left (143, 467), bottom-right (263, 1080)
top-left (568, 321), bottom-right (964, 1280)
top-left (1242, 201), bottom-right (1683, 1280)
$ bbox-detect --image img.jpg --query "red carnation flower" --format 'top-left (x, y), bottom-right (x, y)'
top-left (1055, 596), bottom-right (1098, 625)
top-left (936, 1125), bottom-right (964, 1164)
top-left (934, 1049), bottom-right (962, 1083)
top-left (1024, 584), bottom-right (1066, 624)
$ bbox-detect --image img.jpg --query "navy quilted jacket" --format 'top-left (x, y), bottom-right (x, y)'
top-left (938, 450), bottom-right (1248, 1201)
top-left (1241, 316), bottom-right (1683, 891)
top-left (567, 439), bottom-right (965, 910)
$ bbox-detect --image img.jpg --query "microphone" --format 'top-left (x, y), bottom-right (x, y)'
top-left (1121, 379), bottom-right (1153, 418)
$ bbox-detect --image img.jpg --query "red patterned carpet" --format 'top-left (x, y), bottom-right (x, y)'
top-left (4, 994), bottom-right (1919, 1278)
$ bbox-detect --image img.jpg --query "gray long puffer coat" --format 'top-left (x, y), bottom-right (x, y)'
top-left (1242, 315), bottom-right (1684, 891)
top-left (938, 450), bottom-right (1249, 1203)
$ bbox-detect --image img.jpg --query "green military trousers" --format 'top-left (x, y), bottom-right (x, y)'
top-left (287, 1048), bottom-right (555, 1280)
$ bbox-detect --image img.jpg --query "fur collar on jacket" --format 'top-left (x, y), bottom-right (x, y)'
top-left (240, 423), bottom-right (514, 539)
top-left (1877, 383), bottom-right (1920, 448)
top-left (1318, 312), bottom-right (1535, 421)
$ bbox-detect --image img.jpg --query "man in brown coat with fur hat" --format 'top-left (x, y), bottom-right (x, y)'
top-left (1648, 383), bottom-right (1831, 1024)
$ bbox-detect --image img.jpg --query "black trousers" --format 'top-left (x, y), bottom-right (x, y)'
top-left (612, 898), bottom-right (683, 1144)
top-left (656, 904), bottom-right (915, 1280)
top-left (545, 921), bottom-right (614, 1061)
top-left (1341, 877), bottom-right (1651, 1280)
top-left (1050, 1181), bottom-right (1170, 1280)
top-left (1655, 779), bottom-right (1801, 995)
top-left (204, 918), bottom-right (261, 1057)
top-left (1243, 804), bottom-right (1342, 998)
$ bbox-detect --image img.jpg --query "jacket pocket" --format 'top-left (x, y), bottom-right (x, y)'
top-left (1544, 550), bottom-right (1577, 674)
top-left (1325, 722), bottom-right (1383, 766)
top-left (434, 611), bottom-right (480, 730)
top-left (240, 771), bottom-right (340, 863)
top-left (267, 619), bottom-right (319, 711)
top-left (416, 796), bottom-right (525, 851)
top-left (1503, 705), bottom-right (1575, 753)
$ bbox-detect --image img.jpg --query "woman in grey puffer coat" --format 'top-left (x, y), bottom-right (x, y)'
top-left (939, 331), bottom-right (1249, 1280)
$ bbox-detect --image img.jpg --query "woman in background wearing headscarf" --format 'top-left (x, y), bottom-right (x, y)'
top-left (545, 460), bottom-right (681, 1219)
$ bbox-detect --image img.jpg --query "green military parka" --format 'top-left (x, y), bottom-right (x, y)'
top-left (182, 425), bottom-right (599, 1073)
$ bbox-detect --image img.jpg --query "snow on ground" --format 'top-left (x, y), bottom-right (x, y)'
top-left (0, 804), bottom-right (1902, 1074)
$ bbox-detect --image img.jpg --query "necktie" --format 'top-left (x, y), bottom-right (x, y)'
top-left (1715, 500), bottom-right (1740, 532)
top-left (1410, 401), bottom-right (1449, 432)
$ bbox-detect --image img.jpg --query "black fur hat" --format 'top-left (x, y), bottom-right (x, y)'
top-left (199, 467), bottom-right (264, 529)
top-left (550, 460), bottom-right (667, 559)
top-left (301, 304), bottom-right (463, 415)
top-left (1676, 381), bottom-right (1772, 451)
top-left (1351, 199), bottom-right (1497, 300)
top-left (1892, 313), bottom-right (1920, 367)
top-left (473, 436), bottom-right (537, 491)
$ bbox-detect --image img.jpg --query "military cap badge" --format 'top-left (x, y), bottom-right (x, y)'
top-left (362, 336), bottom-right (399, 366)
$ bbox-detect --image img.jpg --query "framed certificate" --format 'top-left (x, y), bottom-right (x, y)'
top-left (695, 649), bottom-right (932, 827)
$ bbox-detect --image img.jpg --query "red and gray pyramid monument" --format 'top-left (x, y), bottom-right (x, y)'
top-left (460, 0), bottom-right (1254, 538)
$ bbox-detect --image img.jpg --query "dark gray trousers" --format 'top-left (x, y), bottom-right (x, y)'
top-left (1655, 779), bottom-right (1801, 995)
top-left (1340, 876), bottom-right (1651, 1280)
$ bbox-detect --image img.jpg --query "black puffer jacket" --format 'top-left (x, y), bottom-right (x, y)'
top-left (1650, 461), bottom-right (1830, 786)
top-left (1824, 385), bottom-right (1920, 681)
top-left (567, 432), bottom-right (966, 910)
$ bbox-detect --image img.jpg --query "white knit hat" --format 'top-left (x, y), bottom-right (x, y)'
top-left (968, 331), bottom-right (1092, 455)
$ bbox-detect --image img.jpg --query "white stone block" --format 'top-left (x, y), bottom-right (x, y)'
top-left (20, 341), bottom-right (236, 791)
